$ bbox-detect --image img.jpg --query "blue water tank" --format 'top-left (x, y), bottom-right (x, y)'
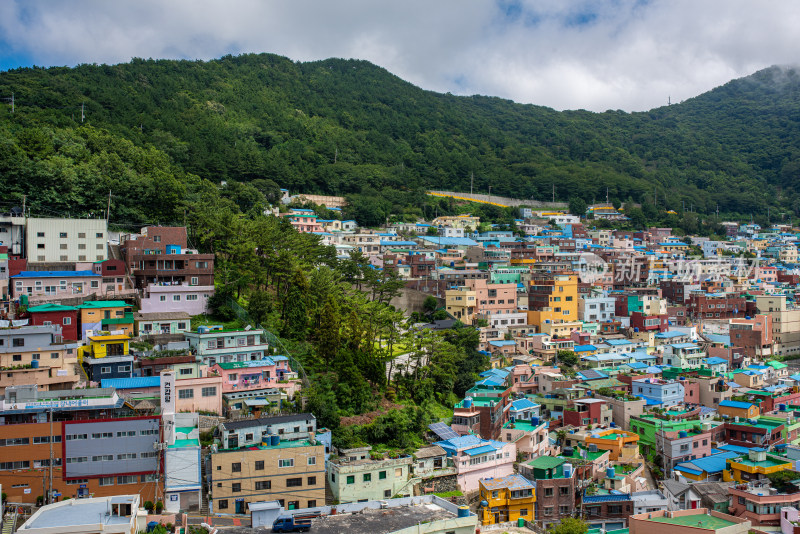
top-left (634, 327), bottom-right (639, 332)
top-left (480, 500), bottom-right (489, 508)
top-left (31, 359), bottom-right (39, 369)
top-left (606, 467), bottom-right (615, 478)
top-left (458, 506), bottom-right (470, 517)
top-left (745, 316), bottom-right (751, 320)
top-left (451, 261), bottom-right (455, 267)
top-left (780, 404), bottom-right (787, 411)
top-left (271, 435), bottom-right (280, 446)
top-left (463, 397), bottom-right (473, 408)
top-left (610, 422), bottom-right (616, 428)
top-left (531, 416), bottom-right (539, 426)
top-left (679, 431), bottom-right (688, 438)
top-left (563, 447), bottom-right (574, 457)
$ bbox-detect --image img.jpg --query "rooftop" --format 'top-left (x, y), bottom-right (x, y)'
top-left (19, 495), bottom-right (137, 530)
top-left (646, 513), bottom-right (737, 530)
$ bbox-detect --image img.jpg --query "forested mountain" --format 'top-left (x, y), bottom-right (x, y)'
top-left (1, 53), bottom-right (800, 226)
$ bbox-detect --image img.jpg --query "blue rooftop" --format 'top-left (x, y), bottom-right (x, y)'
top-left (573, 344), bottom-right (597, 352)
top-left (674, 452), bottom-right (738, 475)
top-left (655, 331), bottom-right (687, 339)
top-left (511, 398), bottom-right (539, 411)
top-left (420, 236), bottom-right (479, 247)
top-left (464, 444), bottom-right (497, 456)
top-left (719, 400), bottom-right (754, 409)
top-left (101, 376), bottom-right (161, 389)
top-left (704, 357), bottom-right (728, 365)
top-left (605, 339), bottom-right (632, 346)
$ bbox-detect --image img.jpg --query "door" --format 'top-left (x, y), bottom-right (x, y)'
top-left (235, 499), bottom-right (245, 514)
top-left (691, 500), bottom-right (698, 509)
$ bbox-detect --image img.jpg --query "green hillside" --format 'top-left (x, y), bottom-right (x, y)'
top-left (1, 54), bottom-right (799, 226)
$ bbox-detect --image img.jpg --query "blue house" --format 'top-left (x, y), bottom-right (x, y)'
top-left (83, 354), bottom-right (134, 382)
top-left (631, 377), bottom-right (684, 407)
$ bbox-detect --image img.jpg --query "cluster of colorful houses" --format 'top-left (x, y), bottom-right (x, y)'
top-left (8, 201), bottom-right (800, 534)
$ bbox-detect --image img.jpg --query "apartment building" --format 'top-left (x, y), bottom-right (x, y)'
top-left (0, 324), bottom-right (79, 393)
top-left (756, 295), bottom-right (800, 357)
top-left (184, 327), bottom-right (272, 365)
top-left (11, 270), bottom-right (102, 300)
top-left (478, 474), bottom-right (536, 526)
top-left (527, 273), bottom-right (579, 328)
top-left (209, 435), bottom-right (325, 514)
top-left (25, 217), bottom-right (108, 263)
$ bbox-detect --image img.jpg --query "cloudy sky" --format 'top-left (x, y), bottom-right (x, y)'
top-left (0, 0), bottom-right (798, 112)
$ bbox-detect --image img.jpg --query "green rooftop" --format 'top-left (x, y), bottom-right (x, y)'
top-left (27, 303), bottom-right (78, 312)
top-left (169, 439), bottom-right (200, 449)
top-left (647, 514), bottom-right (736, 530)
top-left (526, 456), bottom-right (565, 469)
top-left (78, 300), bottom-right (130, 308)
top-left (730, 456), bottom-right (790, 468)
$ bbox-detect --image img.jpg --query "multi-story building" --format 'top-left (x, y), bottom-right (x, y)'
top-left (662, 343), bottom-right (705, 368)
top-left (435, 435), bottom-right (516, 494)
top-left (728, 481), bottom-right (800, 526)
top-left (478, 474), bottom-right (536, 526)
top-left (520, 456), bottom-right (580, 525)
top-left (133, 311), bottom-right (192, 335)
top-left (185, 327), bottom-right (272, 366)
top-left (579, 294), bottom-right (616, 322)
top-left (755, 294), bottom-right (800, 357)
top-left (724, 449), bottom-right (793, 483)
top-left (631, 378), bottom-right (685, 408)
top-left (77, 300), bottom-right (134, 339)
top-left (208, 435), bottom-right (325, 514)
top-left (19, 495), bottom-right (143, 534)
top-left (130, 250), bottom-right (214, 290)
top-left (0, 324), bottom-right (79, 393)
top-left (25, 217), bottom-right (108, 263)
top-left (451, 383), bottom-right (511, 440)
top-left (527, 273), bottom-right (579, 328)
top-left (0, 385), bottom-right (160, 504)
top-left (502, 417), bottom-right (549, 460)
top-left (723, 417), bottom-right (784, 449)
top-left (655, 426), bottom-right (714, 476)
top-left (327, 446), bottom-right (413, 503)
top-left (729, 315), bottom-right (773, 359)
top-left (563, 398), bottom-right (612, 427)
top-left (628, 509), bottom-right (750, 534)
top-left (210, 358), bottom-right (297, 398)
top-left (446, 279), bottom-right (517, 326)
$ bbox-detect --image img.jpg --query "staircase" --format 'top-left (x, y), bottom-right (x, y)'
top-left (199, 458), bottom-right (210, 516)
top-left (2, 507), bottom-right (18, 534)
top-left (324, 480), bottom-right (335, 505)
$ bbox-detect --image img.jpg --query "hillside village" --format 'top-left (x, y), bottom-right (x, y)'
top-left (4, 191), bottom-right (800, 534)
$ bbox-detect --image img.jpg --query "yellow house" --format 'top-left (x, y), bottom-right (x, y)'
top-left (527, 274), bottom-right (578, 329)
top-left (584, 429), bottom-right (640, 462)
top-left (77, 300), bottom-right (134, 338)
top-left (717, 400), bottom-right (760, 420)
top-left (78, 334), bottom-right (130, 361)
top-left (479, 474), bottom-right (535, 525)
top-left (445, 288), bottom-right (477, 324)
top-left (723, 449), bottom-right (792, 483)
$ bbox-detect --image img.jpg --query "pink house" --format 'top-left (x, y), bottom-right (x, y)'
top-left (466, 279), bottom-right (518, 316)
top-left (209, 357), bottom-right (301, 397)
top-left (175, 373), bottom-right (223, 415)
top-left (437, 435), bottom-right (516, 493)
top-left (284, 213), bottom-right (323, 233)
top-left (12, 270), bottom-right (102, 300)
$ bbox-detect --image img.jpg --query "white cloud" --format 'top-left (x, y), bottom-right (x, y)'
top-left (0, 0), bottom-right (798, 111)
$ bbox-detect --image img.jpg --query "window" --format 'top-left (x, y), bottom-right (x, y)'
top-left (231, 462), bottom-right (242, 472)
top-left (140, 451), bottom-right (158, 459)
top-left (0, 461), bottom-right (30, 470)
top-left (96, 243), bottom-right (104, 250)
top-left (37, 243), bottom-right (45, 249)
top-left (92, 455), bottom-right (114, 462)
top-left (117, 453), bottom-right (137, 460)
top-left (96, 232), bottom-right (104, 238)
top-left (78, 243), bottom-right (86, 250)
top-left (559, 505), bottom-right (571, 515)
top-left (232, 483), bottom-right (241, 492)
top-left (217, 500), bottom-right (228, 510)
top-left (99, 477), bottom-right (114, 486)
top-left (521, 508), bottom-right (529, 517)
top-left (287, 478), bottom-right (303, 487)
top-left (560, 487), bottom-right (570, 495)
top-left (12, 338), bottom-right (24, 347)
top-left (180, 367), bottom-right (193, 375)
top-left (90, 281), bottom-right (99, 288)
top-left (279, 459), bottom-right (294, 468)
top-left (12, 354), bottom-right (21, 361)
top-left (379, 471), bottom-right (387, 480)
top-left (173, 295), bottom-right (181, 301)
top-left (0, 437), bottom-right (29, 446)
top-left (116, 431), bottom-right (136, 437)
top-left (191, 277), bottom-right (199, 285)
top-left (255, 480), bottom-right (271, 490)
top-left (178, 389), bottom-right (194, 399)
top-left (186, 294), bottom-right (198, 301)
top-left (31, 353), bottom-right (40, 360)
top-left (363, 473), bottom-right (372, 482)
top-left (252, 460), bottom-right (264, 470)
top-left (202, 387), bottom-right (217, 397)
top-left (37, 231), bottom-right (44, 237)
top-left (160, 295), bottom-right (166, 301)
top-left (66, 457), bottom-right (88, 464)
top-left (307, 457), bottom-right (316, 466)
top-left (308, 500), bottom-right (317, 508)
top-left (59, 232), bottom-right (68, 238)
top-left (347, 475), bottom-right (355, 484)
top-left (307, 476), bottom-right (317, 486)
top-left (51, 352), bottom-right (59, 359)
top-left (100, 366), bottom-right (111, 374)
top-left (66, 434), bottom-right (87, 441)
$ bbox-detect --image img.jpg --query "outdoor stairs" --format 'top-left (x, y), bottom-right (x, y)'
top-left (324, 480), bottom-right (335, 505)
top-left (199, 459), bottom-right (210, 516)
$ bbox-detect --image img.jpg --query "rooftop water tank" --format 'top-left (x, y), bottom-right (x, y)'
top-left (463, 397), bottom-right (473, 408)
top-left (563, 446), bottom-right (574, 457)
top-left (606, 467), bottom-right (615, 478)
top-left (30, 359), bottom-right (39, 369)
top-left (679, 431), bottom-right (688, 438)
top-left (458, 506), bottom-right (470, 518)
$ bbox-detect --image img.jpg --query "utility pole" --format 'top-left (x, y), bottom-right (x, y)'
top-left (470, 172), bottom-right (474, 195)
top-left (106, 190), bottom-right (111, 222)
top-left (81, 102), bottom-right (85, 123)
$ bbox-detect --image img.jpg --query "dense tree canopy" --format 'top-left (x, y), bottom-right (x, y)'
top-left (1, 56), bottom-right (800, 226)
